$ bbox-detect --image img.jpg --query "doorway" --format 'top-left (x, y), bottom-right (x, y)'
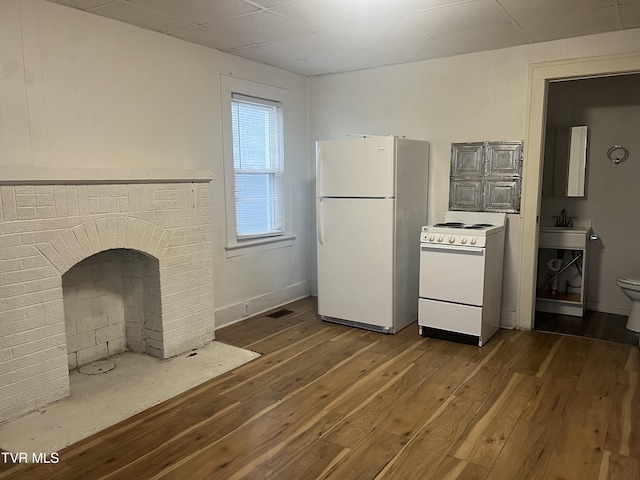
top-left (517, 53), bottom-right (640, 347)
top-left (532, 74), bottom-right (640, 346)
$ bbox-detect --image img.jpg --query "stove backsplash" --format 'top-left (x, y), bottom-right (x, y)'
top-left (449, 140), bottom-right (523, 213)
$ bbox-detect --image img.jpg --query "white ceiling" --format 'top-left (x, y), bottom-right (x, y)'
top-left (46, 0), bottom-right (640, 76)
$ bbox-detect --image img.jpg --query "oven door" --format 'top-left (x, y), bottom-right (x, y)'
top-left (419, 243), bottom-right (486, 306)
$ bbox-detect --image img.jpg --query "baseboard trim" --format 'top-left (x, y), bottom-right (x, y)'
top-left (214, 281), bottom-right (311, 330)
top-left (586, 301), bottom-right (630, 316)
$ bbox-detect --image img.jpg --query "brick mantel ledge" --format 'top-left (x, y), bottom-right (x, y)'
top-left (0, 168), bottom-right (216, 185)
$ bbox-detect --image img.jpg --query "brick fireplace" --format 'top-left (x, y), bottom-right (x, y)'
top-left (0, 173), bottom-right (216, 423)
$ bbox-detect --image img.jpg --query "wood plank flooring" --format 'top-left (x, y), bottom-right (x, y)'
top-left (1, 296), bottom-right (639, 480)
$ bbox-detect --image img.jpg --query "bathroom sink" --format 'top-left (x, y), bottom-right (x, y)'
top-left (539, 226), bottom-right (588, 249)
top-left (540, 226), bottom-right (589, 234)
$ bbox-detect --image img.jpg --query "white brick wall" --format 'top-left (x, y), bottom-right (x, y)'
top-left (0, 181), bottom-right (215, 423)
top-left (62, 252), bottom-right (127, 369)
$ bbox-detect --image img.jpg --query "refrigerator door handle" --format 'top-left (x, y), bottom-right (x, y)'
top-left (317, 197), bottom-right (325, 245)
top-left (317, 147), bottom-right (324, 196)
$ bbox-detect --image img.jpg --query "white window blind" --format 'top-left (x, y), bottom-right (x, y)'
top-left (231, 94), bottom-right (283, 239)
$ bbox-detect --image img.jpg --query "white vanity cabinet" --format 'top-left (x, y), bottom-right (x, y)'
top-left (536, 227), bottom-right (589, 317)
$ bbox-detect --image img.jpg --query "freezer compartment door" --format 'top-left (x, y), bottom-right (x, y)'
top-left (317, 197), bottom-right (394, 328)
top-left (419, 244), bottom-right (486, 306)
top-left (418, 298), bottom-right (482, 336)
top-left (316, 137), bottom-right (395, 198)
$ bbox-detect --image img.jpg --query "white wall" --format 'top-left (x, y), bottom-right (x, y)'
top-left (309, 28), bottom-right (640, 327)
top-left (4, 0), bottom-right (640, 332)
top-left (541, 75), bottom-right (640, 315)
top-left (0, 0), bottom-right (311, 328)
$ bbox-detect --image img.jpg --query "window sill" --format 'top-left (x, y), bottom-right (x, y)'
top-left (225, 234), bottom-right (296, 258)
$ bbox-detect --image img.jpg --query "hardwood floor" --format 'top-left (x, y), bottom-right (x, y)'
top-left (1, 296), bottom-right (639, 480)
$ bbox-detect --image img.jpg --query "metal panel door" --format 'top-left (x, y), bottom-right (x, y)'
top-left (316, 137), bottom-right (395, 198)
top-left (317, 197), bottom-right (394, 328)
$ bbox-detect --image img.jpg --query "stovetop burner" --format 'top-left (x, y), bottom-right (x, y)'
top-left (434, 222), bottom-right (464, 228)
top-left (464, 223), bottom-right (494, 229)
top-left (432, 222), bottom-right (494, 230)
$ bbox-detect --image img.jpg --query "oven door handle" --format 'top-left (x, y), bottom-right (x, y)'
top-left (420, 244), bottom-right (484, 253)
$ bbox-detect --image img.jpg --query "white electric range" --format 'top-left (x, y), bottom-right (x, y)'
top-left (418, 211), bottom-right (507, 346)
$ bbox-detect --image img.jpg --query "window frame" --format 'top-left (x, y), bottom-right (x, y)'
top-left (221, 75), bottom-right (295, 257)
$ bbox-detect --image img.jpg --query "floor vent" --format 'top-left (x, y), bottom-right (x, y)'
top-left (266, 309), bottom-right (294, 319)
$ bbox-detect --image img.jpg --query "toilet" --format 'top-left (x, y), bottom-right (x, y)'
top-left (617, 275), bottom-right (640, 332)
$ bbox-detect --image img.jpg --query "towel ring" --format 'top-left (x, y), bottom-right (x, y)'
top-left (607, 145), bottom-right (629, 164)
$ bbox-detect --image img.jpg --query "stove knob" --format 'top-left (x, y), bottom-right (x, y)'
top-left (461, 237), bottom-right (467, 244)
top-left (470, 237), bottom-right (477, 245)
top-left (428, 234), bottom-right (435, 242)
top-left (437, 235), bottom-right (444, 242)
top-left (448, 236), bottom-right (455, 244)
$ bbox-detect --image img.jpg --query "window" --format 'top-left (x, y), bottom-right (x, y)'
top-left (231, 94), bottom-right (283, 238)
top-left (221, 75), bottom-right (294, 255)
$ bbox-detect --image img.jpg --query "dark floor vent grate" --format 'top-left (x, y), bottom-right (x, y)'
top-left (267, 309), bottom-right (294, 319)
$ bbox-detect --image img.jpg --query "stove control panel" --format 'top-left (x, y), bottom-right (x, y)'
top-left (420, 230), bottom-right (486, 248)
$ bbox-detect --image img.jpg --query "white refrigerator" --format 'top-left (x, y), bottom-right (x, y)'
top-left (316, 135), bottom-right (429, 333)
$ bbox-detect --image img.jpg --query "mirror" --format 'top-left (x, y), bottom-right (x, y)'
top-left (543, 126), bottom-right (588, 197)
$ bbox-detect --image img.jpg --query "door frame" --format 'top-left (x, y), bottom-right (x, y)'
top-left (517, 52), bottom-right (640, 331)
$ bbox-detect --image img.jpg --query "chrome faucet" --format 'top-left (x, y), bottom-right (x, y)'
top-left (554, 209), bottom-right (572, 227)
